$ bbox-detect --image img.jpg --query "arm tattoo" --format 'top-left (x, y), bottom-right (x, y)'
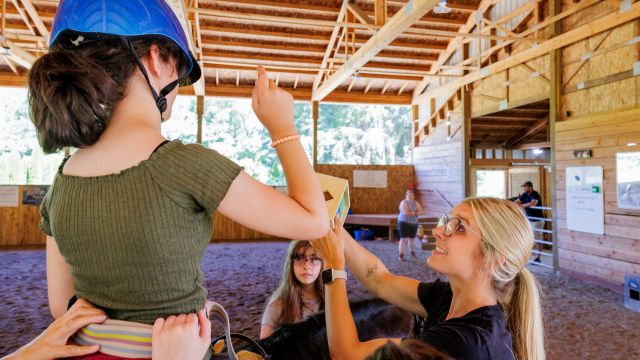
top-left (365, 263), bottom-right (379, 278)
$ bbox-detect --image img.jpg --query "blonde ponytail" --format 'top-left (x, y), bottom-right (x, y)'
top-left (463, 197), bottom-right (545, 360)
top-left (505, 268), bottom-right (545, 360)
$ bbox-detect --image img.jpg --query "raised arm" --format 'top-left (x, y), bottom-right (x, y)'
top-left (343, 230), bottom-right (426, 317)
top-left (313, 222), bottom-right (400, 360)
top-left (46, 236), bottom-right (75, 319)
top-left (217, 67), bottom-right (328, 240)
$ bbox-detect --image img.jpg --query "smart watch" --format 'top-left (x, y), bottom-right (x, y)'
top-left (322, 269), bottom-right (347, 284)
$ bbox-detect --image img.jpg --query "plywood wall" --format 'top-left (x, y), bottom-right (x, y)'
top-left (556, 108), bottom-right (640, 290)
top-left (553, 1), bottom-right (640, 291)
top-left (314, 164), bottom-right (414, 214)
top-left (0, 186), bottom-right (276, 246)
top-left (413, 105), bottom-right (464, 217)
top-left (0, 190), bottom-right (46, 246)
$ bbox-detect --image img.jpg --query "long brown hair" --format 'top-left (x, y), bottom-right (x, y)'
top-left (27, 37), bottom-right (188, 154)
top-left (266, 240), bottom-right (324, 324)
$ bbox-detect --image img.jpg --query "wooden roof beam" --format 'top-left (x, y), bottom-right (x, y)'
top-left (375, 0), bottom-right (387, 26)
top-left (386, 0), bottom-right (476, 12)
top-left (349, 2), bottom-right (375, 26)
top-left (411, 0), bottom-right (501, 100)
top-left (201, 84), bottom-right (412, 104)
top-left (0, 37), bottom-right (35, 68)
top-left (18, 0), bottom-right (47, 42)
top-left (503, 115), bottom-right (549, 148)
top-left (201, 59), bottom-right (427, 81)
top-left (313, 0), bottom-right (349, 93)
top-left (312, 0), bottom-right (438, 101)
top-left (200, 0), bottom-right (341, 15)
top-left (415, 0), bottom-right (640, 103)
top-left (192, 7), bottom-right (375, 30)
top-left (199, 25), bottom-right (449, 51)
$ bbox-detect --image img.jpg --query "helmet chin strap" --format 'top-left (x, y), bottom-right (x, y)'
top-left (120, 36), bottom-right (180, 122)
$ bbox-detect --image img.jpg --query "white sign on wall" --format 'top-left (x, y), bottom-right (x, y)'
top-left (0, 186), bottom-right (20, 207)
top-left (353, 170), bottom-right (387, 188)
top-left (566, 166), bottom-right (604, 235)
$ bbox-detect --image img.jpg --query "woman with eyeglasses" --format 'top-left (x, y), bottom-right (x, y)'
top-left (260, 240), bottom-right (324, 339)
top-left (313, 197), bottom-right (545, 360)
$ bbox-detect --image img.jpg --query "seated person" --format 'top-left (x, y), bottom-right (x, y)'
top-left (260, 240), bottom-right (324, 339)
top-left (313, 197), bottom-right (545, 360)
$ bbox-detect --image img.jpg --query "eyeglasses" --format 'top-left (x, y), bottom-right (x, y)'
top-left (437, 214), bottom-right (483, 239)
top-left (292, 255), bottom-right (322, 266)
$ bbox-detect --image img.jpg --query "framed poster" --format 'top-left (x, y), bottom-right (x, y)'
top-left (566, 166), bottom-right (604, 235)
top-left (353, 170), bottom-right (387, 188)
top-left (22, 185), bottom-right (49, 206)
top-left (0, 186), bottom-right (19, 207)
top-left (617, 151), bottom-right (640, 210)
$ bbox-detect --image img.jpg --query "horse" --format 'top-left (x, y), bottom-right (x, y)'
top-left (213, 298), bottom-right (415, 360)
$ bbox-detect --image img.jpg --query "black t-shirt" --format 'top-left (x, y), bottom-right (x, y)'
top-left (413, 280), bottom-right (515, 360)
top-left (518, 190), bottom-right (543, 218)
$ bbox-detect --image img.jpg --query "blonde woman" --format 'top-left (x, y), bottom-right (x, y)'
top-left (313, 197), bottom-right (545, 360)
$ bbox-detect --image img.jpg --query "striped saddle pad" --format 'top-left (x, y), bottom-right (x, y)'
top-left (72, 301), bottom-right (241, 360)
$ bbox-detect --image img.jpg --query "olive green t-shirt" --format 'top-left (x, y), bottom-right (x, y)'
top-left (40, 140), bottom-right (242, 324)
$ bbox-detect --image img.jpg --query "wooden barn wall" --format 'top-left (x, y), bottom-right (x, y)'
top-left (413, 104), bottom-right (464, 217)
top-left (314, 164), bottom-right (414, 214)
top-left (555, 1), bottom-right (640, 290)
top-left (471, 28), bottom-right (550, 115)
top-left (0, 186), bottom-right (275, 246)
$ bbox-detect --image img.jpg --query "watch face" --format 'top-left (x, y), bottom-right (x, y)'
top-left (322, 269), bottom-right (332, 284)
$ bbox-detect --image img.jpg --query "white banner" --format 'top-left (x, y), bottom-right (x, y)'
top-left (566, 166), bottom-right (604, 235)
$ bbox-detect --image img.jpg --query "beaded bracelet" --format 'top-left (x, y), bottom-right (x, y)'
top-left (271, 134), bottom-right (301, 148)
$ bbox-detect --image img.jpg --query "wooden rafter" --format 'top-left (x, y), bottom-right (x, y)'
top-left (312, 0), bottom-right (349, 94)
top-left (0, 37), bottom-right (34, 68)
top-left (503, 115), bottom-right (549, 148)
top-left (293, 73), bottom-right (300, 89)
top-left (397, 81), bottom-right (407, 95)
top-left (380, 80), bottom-right (391, 94)
top-left (347, 76), bottom-right (356, 92)
top-left (313, 0), bottom-right (438, 101)
top-left (348, 2), bottom-right (374, 27)
top-left (415, 0), bottom-right (640, 103)
top-left (18, 0), bottom-right (47, 42)
top-left (375, 0), bottom-right (387, 26)
top-left (191, 7), bottom-right (375, 30)
top-left (412, 0), bottom-right (501, 99)
top-left (199, 25), bottom-right (448, 51)
top-left (364, 80), bottom-right (373, 93)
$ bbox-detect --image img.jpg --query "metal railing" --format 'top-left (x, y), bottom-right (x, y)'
top-left (527, 206), bottom-right (554, 269)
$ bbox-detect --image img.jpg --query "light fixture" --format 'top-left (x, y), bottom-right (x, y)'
top-left (434, 0), bottom-right (452, 14)
top-left (533, 148), bottom-right (543, 155)
top-left (628, 142), bottom-right (637, 147)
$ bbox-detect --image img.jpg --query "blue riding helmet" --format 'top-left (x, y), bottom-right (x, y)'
top-left (50, 0), bottom-right (201, 87)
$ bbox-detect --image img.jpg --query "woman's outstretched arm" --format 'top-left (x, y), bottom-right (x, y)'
top-left (342, 229), bottom-right (426, 317)
top-left (313, 222), bottom-right (400, 360)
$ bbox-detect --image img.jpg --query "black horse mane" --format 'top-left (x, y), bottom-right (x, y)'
top-left (254, 298), bottom-right (414, 360)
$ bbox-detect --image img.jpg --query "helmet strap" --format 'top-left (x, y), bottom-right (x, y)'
top-left (120, 36), bottom-right (180, 122)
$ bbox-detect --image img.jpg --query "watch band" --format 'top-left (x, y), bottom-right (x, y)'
top-left (322, 268), bottom-right (347, 284)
